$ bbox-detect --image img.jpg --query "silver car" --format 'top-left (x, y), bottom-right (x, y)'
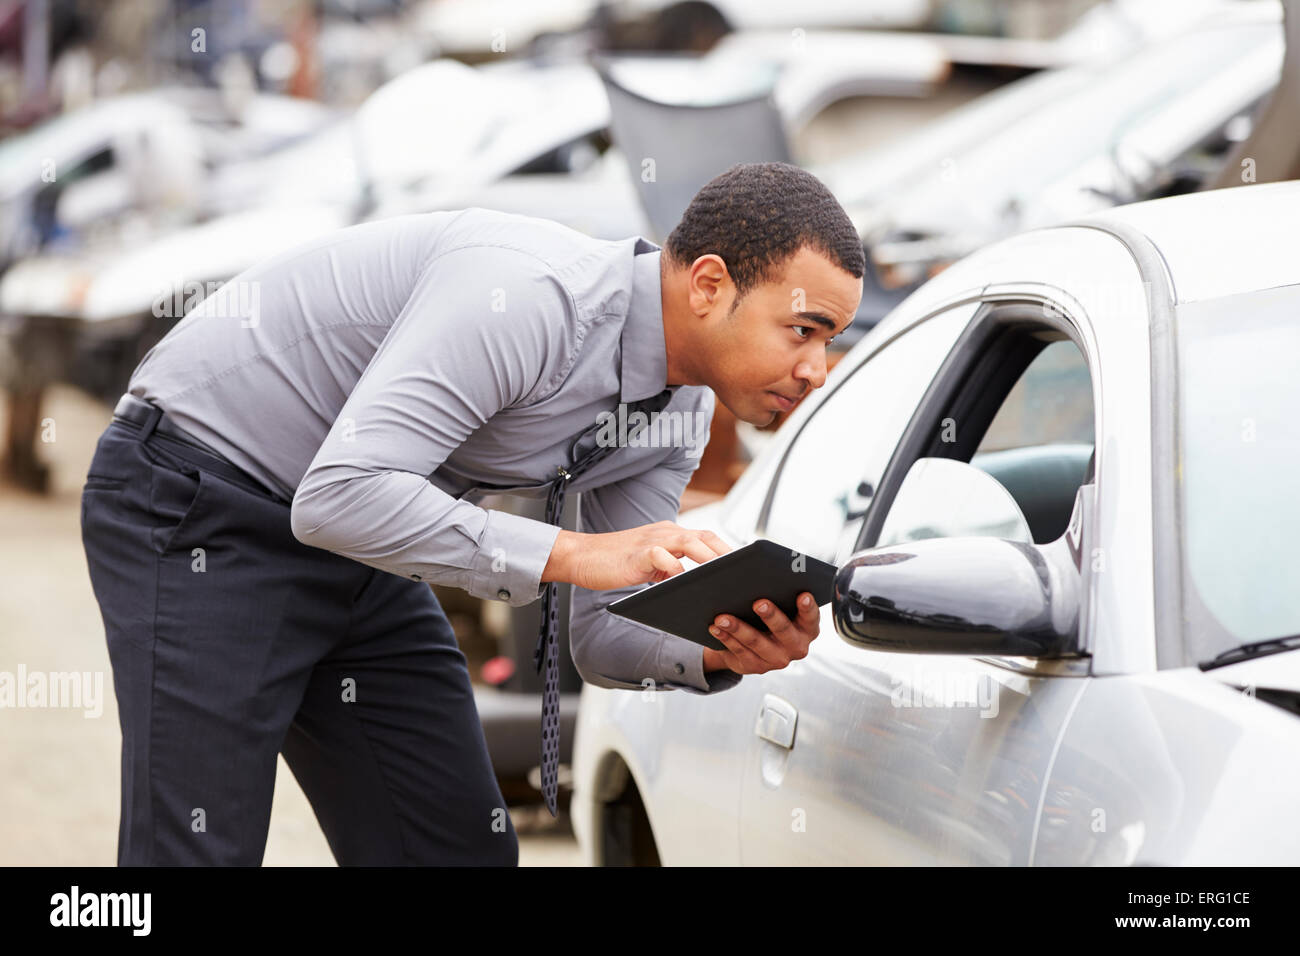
top-left (571, 179), bottom-right (1300, 865)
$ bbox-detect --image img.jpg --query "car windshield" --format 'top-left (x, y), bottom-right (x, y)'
top-left (1175, 284), bottom-right (1300, 663)
top-left (0, 105), bottom-right (119, 194)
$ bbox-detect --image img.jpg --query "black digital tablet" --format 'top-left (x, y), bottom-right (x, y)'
top-left (606, 538), bottom-right (839, 651)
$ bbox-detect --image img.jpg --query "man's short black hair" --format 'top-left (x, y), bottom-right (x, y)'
top-left (663, 162), bottom-right (865, 299)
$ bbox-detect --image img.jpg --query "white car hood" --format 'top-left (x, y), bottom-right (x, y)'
top-left (0, 204), bottom-right (351, 322)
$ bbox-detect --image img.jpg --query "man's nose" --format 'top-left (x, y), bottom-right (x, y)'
top-left (795, 353), bottom-right (828, 390)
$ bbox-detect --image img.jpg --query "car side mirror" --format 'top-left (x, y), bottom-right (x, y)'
top-left (832, 535), bottom-right (1080, 658)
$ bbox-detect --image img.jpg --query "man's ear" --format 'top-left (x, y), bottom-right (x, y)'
top-left (687, 254), bottom-right (732, 318)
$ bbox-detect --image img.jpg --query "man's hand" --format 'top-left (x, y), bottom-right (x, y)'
top-left (543, 522), bottom-right (732, 591)
top-left (702, 592), bottom-right (820, 676)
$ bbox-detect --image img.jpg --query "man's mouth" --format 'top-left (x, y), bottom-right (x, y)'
top-left (767, 390), bottom-right (799, 411)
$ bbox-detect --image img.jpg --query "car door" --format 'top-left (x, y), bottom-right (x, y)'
top-left (732, 298), bottom-right (976, 863)
top-left (736, 297), bottom-right (1099, 865)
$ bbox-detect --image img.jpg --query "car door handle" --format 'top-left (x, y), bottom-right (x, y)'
top-left (755, 694), bottom-right (798, 749)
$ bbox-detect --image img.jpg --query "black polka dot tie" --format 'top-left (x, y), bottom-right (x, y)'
top-left (534, 388), bottom-right (674, 816)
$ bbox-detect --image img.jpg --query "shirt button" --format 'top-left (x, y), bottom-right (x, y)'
top-left (674, 662), bottom-right (685, 675)
top-left (497, 588), bottom-right (511, 600)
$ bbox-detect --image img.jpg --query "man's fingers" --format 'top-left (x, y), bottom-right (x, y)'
top-left (648, 545), bottom-right (684, 579)
top-left (708, 627), bottom-right (769, 673)
top-left (641, 530), bottom-right (729, 584)
top-left (712, 614), bottom-right (785, 667)
top-left (795, 591), bottom-right (821, 631)
top-left (693, 529), bottom-right (732, 557)
top-left (753, 598), bottom-right (804, 649)
top-left (676, 534), bottom-right (721, 567)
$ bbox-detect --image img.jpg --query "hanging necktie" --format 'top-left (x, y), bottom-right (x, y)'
top-left (534, 388), bottom-right (675, 816)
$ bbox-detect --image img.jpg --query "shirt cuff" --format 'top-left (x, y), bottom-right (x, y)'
top-left (468, 507), bottom-right (562, 606)
top-left (655, 636), bottom-right (743, 694)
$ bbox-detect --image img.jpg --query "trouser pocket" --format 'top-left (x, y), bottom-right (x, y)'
top-left (81, 430), bottom-right (162, 653)
top-left (138, 439), bottom-right (216, 555)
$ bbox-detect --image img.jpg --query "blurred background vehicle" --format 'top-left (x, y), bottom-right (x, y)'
top-left (457, 2), bottom-right (1283, 339)
top-left (838, 1), bottom-right (1284, 314)
top-left (0, 57), bottom-right (606, 489)
top-left (0, 84), bottom-right (333, 272)
top-left (0, 82), bottom-right (335, 490)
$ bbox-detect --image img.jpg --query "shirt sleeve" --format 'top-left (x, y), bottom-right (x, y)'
top-left (289, 243), bottom-right (570, 606)
top-left (568, 388), bottom-right (743, 695)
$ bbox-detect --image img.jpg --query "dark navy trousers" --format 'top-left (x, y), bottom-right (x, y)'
top-left (80, 417), bottom-right (518, 866)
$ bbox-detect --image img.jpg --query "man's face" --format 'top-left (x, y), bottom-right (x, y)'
top-left (698, 246), bottom-right (863, 426)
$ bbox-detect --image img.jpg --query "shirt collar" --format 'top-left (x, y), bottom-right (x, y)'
top-left (620, 238), bottom-right (673, 404)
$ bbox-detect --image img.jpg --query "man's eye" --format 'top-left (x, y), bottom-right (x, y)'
top-left (793, 326), bottom-right (812, 339)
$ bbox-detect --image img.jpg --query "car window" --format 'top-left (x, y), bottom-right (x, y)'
top-left (761, 302), bottom-right (979, 564)
top-left (868, 327), bottom-right (1095, 550)
top-left (975, 339), bottom-right (1094, 454)
top-left (971, 338), bottom-right (1094, 544)
top-left (32, 146), bottom-right (115, 245)
top-left (508, 131), bottom-right (608, 176)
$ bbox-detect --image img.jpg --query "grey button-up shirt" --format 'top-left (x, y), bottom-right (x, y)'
top-left (129, 207), bottom-right (741, 695)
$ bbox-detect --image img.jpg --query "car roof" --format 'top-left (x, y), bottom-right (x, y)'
top-left (1072, 180), bottom-right (1300, 305)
